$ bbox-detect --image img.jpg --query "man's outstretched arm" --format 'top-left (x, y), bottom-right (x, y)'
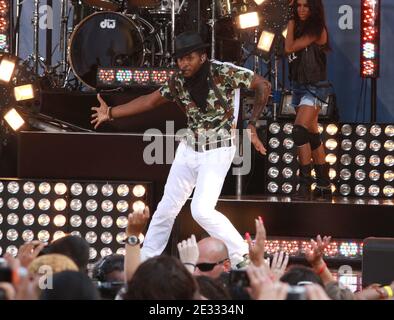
top-left (91, 89), bottom-right (169, 129)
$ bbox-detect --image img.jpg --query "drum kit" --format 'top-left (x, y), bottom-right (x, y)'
top-left (24, 0), bottom-right (244, 90)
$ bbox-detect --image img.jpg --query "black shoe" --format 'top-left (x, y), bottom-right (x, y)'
top-left (293, 182), bottom-right (312, 200)
top-left (292, 164), bottom-right (312, 200)
top-left (313, 185), bottom-right (333, 200)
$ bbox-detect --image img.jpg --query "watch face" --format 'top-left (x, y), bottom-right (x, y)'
top-left (127, 235), bottom-right (139, 246)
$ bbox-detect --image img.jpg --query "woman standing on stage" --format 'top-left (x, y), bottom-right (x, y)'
top-left (285, 0), bottom-right (332, 199)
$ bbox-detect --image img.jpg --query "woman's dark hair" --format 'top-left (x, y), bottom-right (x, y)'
top-left (293, 0), bottom-right (328, 40)
top-left (39, 235), bottom-right (90, 272)
top-left (40, 271), bottom-right (100, 300)
top-left (123, 255), bottom-right (199, 300)
top-left (195, 276), bottom-right (231, 300)
top-left (280, 265), bottom-right (324, 287)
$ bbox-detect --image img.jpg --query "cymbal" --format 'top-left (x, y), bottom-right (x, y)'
top-left (83, 0), bottom-right (120, 11)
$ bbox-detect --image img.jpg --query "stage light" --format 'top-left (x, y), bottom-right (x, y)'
top-left (355, 139), bottom-right (367, 151)
top-left (341, 124), bottom-right (352, 136)
top-left (325, 154), bottom-right (337, 165)
top-left (101, 184), bottom-right (114, 197)
top-left (385, 125), bottom-right (394, 137)
top-left (85, 231), bottom-right (97, 244)
top-left (116, 216), bottom-right (128, 229)
top-left (369, 170), bottom-right (380, 181)
top-left (101, 232), bottom-right (113, 245)
top-left (326, 124), bottom-right (338, 136)
top-left (269, 137), bottom-right (280, 149)
top-left (7, 181), bottom-right (19, 194)
top-left (368, 185), bottom-right (380, 197)
top-left (86, 184), bottom-right (98, 196)
top-left (267, 182), bottom-right (279, 193)
top-left (53, 215), bottom-right (66, 227)
top-left (132, 185), bottom-right (146, 198)
top-left (340, 184), bottom-right (351, 196)
top-left (370, 140), bottom-right (381, 151)
top-left (3, 108), bottom-right (25, 131)
top-left (370, 124), bottom-right (382, 136)
top-left (53, 231), bottom-right (66, 241)
top-left (237, 12), bottom-right (260, 29)
top-left (0, 57), bottom-right (15, 82)
top-left (268, 152), bottom-right (279, 164)
top-left (384, 171), bottom-right (394, 182)
top-left (101, 215), bottom-right (113, 228)
top-left (54, 198), bottom-right (67, 211)
top-left (23, 182), bottom-right (35, 194)
top-left (97, 67), bottom-right (177, 88)
top-left (132, 200), bottom-right (146, 212)
top-left (39, 182), bottom-right (51, 195)
top-left (269, 122), bottom-right (280, 134)
top-left (356, 125), bottom-right (367, 136)
top-left (341, 139), bottom-right (352, 151)
top-left (355, 169), bottom-right (366, 181)
top-left (101, 200), bottom-right (113, 212)
top-left (340, 169), bottom-right (351, 181)
top-left (384, 155), bottom-right (394, 167)
top-left (70, 199), bottom-right (82, 211)
top-left (23, 214), bottom-right (34, 226)
top-left (100, 248), bottom-right (112, 258)
top-left (70, 183), bottom-right (83, 196)
top-left (383, 186), bottom-right (394, 197)
top-left (23, 198), bottom-right (35, 210)
top-left (257, 30), bottom-right (275, 53)
top-left (384, 140), bottom-right (394, 152)
top-left (355, 155), bottom-right (366, 166)
top-left (360, 0), bottom-right (381, 78)
top-left (116, 200), bottom-right (129, 212)
top-left (38, 214), bottom-right (50, 226)
top-left (86, 199), bottom-right (98, 212)
top-left (117, 184), bottom-right (130, 197)
top-left (282, 152), bottom-right (294, 164)
top-left (70, 215), bottom-right (82, 227)
top-left (268, 167), bottom-right (279, 178)
top-left (86, 215), bottom-right (98, 228)
top-left (283, 138), bottom-right (294, 149)
top-left (14, 84), bottom-right (34, 101)
top-left (325, 139), bottom-right (338, 151)
top-left (282, 183), bottom-right (293, 194)
top-left (254, 0), bottom-right (267, 4)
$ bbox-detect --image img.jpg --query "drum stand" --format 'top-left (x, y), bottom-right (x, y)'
top-left (59, 0), bottom-right (70, 79)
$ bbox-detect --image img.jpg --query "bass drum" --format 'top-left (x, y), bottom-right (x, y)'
top-left (69, 11), bottom-right (163, 88)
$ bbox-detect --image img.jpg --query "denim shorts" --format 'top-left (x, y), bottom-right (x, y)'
top-left (291, 81), bottom-right (332, 109)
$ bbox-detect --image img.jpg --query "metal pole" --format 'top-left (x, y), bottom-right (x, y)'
top-left (46, 0), bottom-right (53, 66)
top-left (33, 0), bottom-right (40, 75)
top-left (59, 0), bottom-right (69, 75)
top-left (253, 28), bottom-right (259, 73)
top-left (14, 0), bottom-right (23, 57)
top-left (211, 0), bottom-right (215, 59)
top-left (371, 78), bottom-right (377, 123)
top-left (171, 0), bottom-right (175, 65)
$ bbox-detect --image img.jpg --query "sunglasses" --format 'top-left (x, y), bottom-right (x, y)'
top-left (196, 259), bottom-right (228, 272)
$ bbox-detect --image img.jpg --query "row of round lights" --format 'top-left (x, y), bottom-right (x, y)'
top-left (0, 181), bottom-right (146, 197)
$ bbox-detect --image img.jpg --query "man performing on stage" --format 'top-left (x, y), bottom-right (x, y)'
top-left (91, 31), bottom-right (271, 267)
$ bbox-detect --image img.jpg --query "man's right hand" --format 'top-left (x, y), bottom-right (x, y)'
top-left (91, 94), bottom-right (110, 129)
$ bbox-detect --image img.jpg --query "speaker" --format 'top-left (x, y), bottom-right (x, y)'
top-left (362, 237), bottom-right (394, 287)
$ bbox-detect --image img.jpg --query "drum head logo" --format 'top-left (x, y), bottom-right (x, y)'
top-left (100, 19), bottom-right (116, 29)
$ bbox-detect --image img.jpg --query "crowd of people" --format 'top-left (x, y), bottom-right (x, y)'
top-left (1, 207), bottom-right (393, 301)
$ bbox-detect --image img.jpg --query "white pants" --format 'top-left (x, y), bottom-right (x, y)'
top-left (141, 140), bottom-right (248, 266)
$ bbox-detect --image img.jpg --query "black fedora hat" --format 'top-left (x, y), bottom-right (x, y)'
top-left (174, 31), bottom-right (210, 59)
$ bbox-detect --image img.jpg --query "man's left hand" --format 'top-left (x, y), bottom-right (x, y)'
top-left (247, 124), bottom-right (267, 155)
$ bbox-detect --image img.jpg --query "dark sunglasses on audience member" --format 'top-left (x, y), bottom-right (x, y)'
top-left (196, 259), bottom-right (228, 272)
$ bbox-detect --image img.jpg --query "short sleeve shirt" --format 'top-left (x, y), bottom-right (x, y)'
top-left (159, 60), bottom-right (254, 140)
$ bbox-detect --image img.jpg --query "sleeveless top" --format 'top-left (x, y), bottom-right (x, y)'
top-left (289, 42), bottom-right (327, 85)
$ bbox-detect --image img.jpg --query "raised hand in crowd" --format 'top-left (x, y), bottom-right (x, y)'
top-left (267, 251), bottom-right (290, 282)
top-left (245, 216), bottom-right (266, 267)
top-left (305, 235), bottom-right (334, 284)
top-left (17, 241), bottom-right (47, 268)
top-left (177, 234), bottom-right (199, 274)
top-left (246, 264), bottom-right (289, 300)
top-left (124, 206), bottom-right (150, 282)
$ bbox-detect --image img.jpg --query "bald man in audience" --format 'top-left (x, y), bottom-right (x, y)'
top-left (194, 237), bottom-right (231, 278)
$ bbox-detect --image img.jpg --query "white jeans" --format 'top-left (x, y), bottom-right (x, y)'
top-left (141, 140), bottom-right (248, 266)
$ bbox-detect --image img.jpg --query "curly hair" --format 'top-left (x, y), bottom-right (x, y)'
top-left (293, 0), bottom-right (328, 40)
